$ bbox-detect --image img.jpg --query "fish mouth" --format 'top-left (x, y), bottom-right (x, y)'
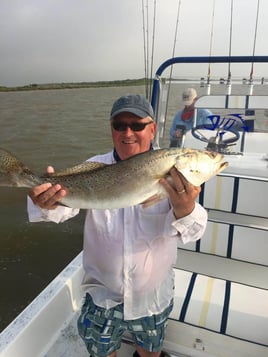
top-left (219, 161), bottom-right (229, 172)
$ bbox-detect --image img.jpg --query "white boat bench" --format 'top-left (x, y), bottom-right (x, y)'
top-left (167, 169), bottom-right (268, 357)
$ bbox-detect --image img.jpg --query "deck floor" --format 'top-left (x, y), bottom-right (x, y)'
top-left (44, 311), bottom-right (181, 357)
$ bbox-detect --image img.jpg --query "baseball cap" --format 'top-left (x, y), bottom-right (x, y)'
top-left (182, 88), bottom-right (197, 106)
top-left (110, 94), bottom-right (154, 119)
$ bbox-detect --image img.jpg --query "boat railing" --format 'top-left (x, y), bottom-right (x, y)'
top-left (151, 56), bottom-right (268, 151)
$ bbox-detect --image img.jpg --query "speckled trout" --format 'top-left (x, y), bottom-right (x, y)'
top-left (0, 147), bottom-right (228, 209)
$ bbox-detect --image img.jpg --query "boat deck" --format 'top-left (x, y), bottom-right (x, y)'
top-left (1, 244), bottom-right (267, 357)
top-left (43, 310), bottom-right (182, 357)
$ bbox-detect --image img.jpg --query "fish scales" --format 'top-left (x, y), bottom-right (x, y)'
top-left (0, 147), bottom-right (228, 210)
top-left (46, 149), bottom-right (179, 207)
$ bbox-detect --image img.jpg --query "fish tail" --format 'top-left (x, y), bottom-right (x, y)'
top-left (0, 148), bottom-right (40, 188)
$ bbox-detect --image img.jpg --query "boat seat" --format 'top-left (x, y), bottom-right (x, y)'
top-left (171, 249), bottom-right (268, 346)
top-left (169, 168), bottom-right (268, 351)
top-left (242, 132), bottom-right (268, 153)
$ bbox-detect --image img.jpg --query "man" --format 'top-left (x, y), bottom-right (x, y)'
top-left (28, 94), bottom-right (208, 357)
top-left (169, 88), bottom-right (212, 147)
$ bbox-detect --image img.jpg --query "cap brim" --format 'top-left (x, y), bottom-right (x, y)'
top-left (111, 107), bottom-right (150, 119)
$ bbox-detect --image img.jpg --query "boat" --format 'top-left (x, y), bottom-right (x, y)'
top-left (0, 55), bottom-right (267, 357)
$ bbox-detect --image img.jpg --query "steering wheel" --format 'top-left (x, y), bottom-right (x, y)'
top-left (191, 124), bottom-right (240, 145)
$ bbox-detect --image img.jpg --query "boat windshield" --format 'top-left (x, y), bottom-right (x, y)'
top-left (152, 58), bottom-right (268, 156)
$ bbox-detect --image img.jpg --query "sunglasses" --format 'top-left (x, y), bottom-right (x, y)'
top-left (112, 121), bottom-right (154, 132)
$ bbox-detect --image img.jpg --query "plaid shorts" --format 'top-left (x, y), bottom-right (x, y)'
top-left (77, 294), bottom-right (173, 357)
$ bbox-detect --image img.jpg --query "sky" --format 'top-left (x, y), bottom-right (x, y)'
top-left (1, 0), bottom-right (268, 87)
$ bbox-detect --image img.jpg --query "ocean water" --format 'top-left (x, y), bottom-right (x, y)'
top-left (0, 85), bottom-right (150, 330)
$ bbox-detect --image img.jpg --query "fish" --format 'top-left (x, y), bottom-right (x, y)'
top-left (0, 147), bottom-right (228, 209)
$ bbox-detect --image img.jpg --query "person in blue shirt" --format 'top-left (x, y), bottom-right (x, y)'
top-left (169, 88), bottom-right (212, 147)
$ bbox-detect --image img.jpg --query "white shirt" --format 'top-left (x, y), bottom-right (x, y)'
top-left (27, 151), bottom-right (208, 320)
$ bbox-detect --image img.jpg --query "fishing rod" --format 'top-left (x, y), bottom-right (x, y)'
top-left (149, 0), bottom-right (157, 99)
top-left (141, 0), bottom-right (150, 99)
top-left (249, 0), bottom-right (260, 92)
top-left (226, 0), bottom-right (233, 95)
top-left (141, 0), bottom-right (157, 100)
top-left (206, 0), bottom-right (216, 95)
top-left (146, 0), bottom-right (150, 97)
top-left (164, 0), bottom-right (182, 124)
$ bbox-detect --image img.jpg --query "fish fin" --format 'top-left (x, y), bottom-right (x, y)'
top-left (43, 161), bottom-right (108, 177)
top-left (0, 148), bottom-right (40, 187)
top-left (141, 193), bottom-right (166, 208)
top-left (153, 174), bottom-right (167, 180)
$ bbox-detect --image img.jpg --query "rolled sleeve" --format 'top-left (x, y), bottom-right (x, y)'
top-left (27, 196), bottom-right (79, 224)
top-left (171, 203), bottom-right (208, 244)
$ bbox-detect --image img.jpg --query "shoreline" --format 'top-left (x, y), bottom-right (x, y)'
top-left (0, 78), bottom-right (151, 92)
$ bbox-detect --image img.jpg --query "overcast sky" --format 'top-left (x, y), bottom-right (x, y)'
top-left (1, 0), bottom-right (268, 86)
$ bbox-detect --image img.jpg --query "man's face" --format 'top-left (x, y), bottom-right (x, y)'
top-left (184, 97), bottom-right (197, 110)
top-left (111, 112), bottom-right (156, 160)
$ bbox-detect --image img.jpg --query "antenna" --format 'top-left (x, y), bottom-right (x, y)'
top-left (226, 0), bottom-right (233, 95)
top-left (249, 0), bottom-right (260, 95)
top-left (206, 0), bottom-right (216, 95)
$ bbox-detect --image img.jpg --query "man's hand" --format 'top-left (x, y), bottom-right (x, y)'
top-left (160, 168), bottom-right (201, 219)
top-left (28, 166), bottom-right (67, 210)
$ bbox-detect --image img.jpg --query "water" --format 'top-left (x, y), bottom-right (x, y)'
top-left (0, 85), bottom-right (149, 331)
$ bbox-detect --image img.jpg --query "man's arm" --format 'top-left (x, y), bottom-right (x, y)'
top-left (27, 166), bottom-right (79, 223)
top-left (160, 168), bottom-right (207, 243)
top-left (160, 168), bottom-right (201, 219)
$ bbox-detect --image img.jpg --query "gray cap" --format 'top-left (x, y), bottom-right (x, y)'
top-left (110, 94), bottom-right (154, 119)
